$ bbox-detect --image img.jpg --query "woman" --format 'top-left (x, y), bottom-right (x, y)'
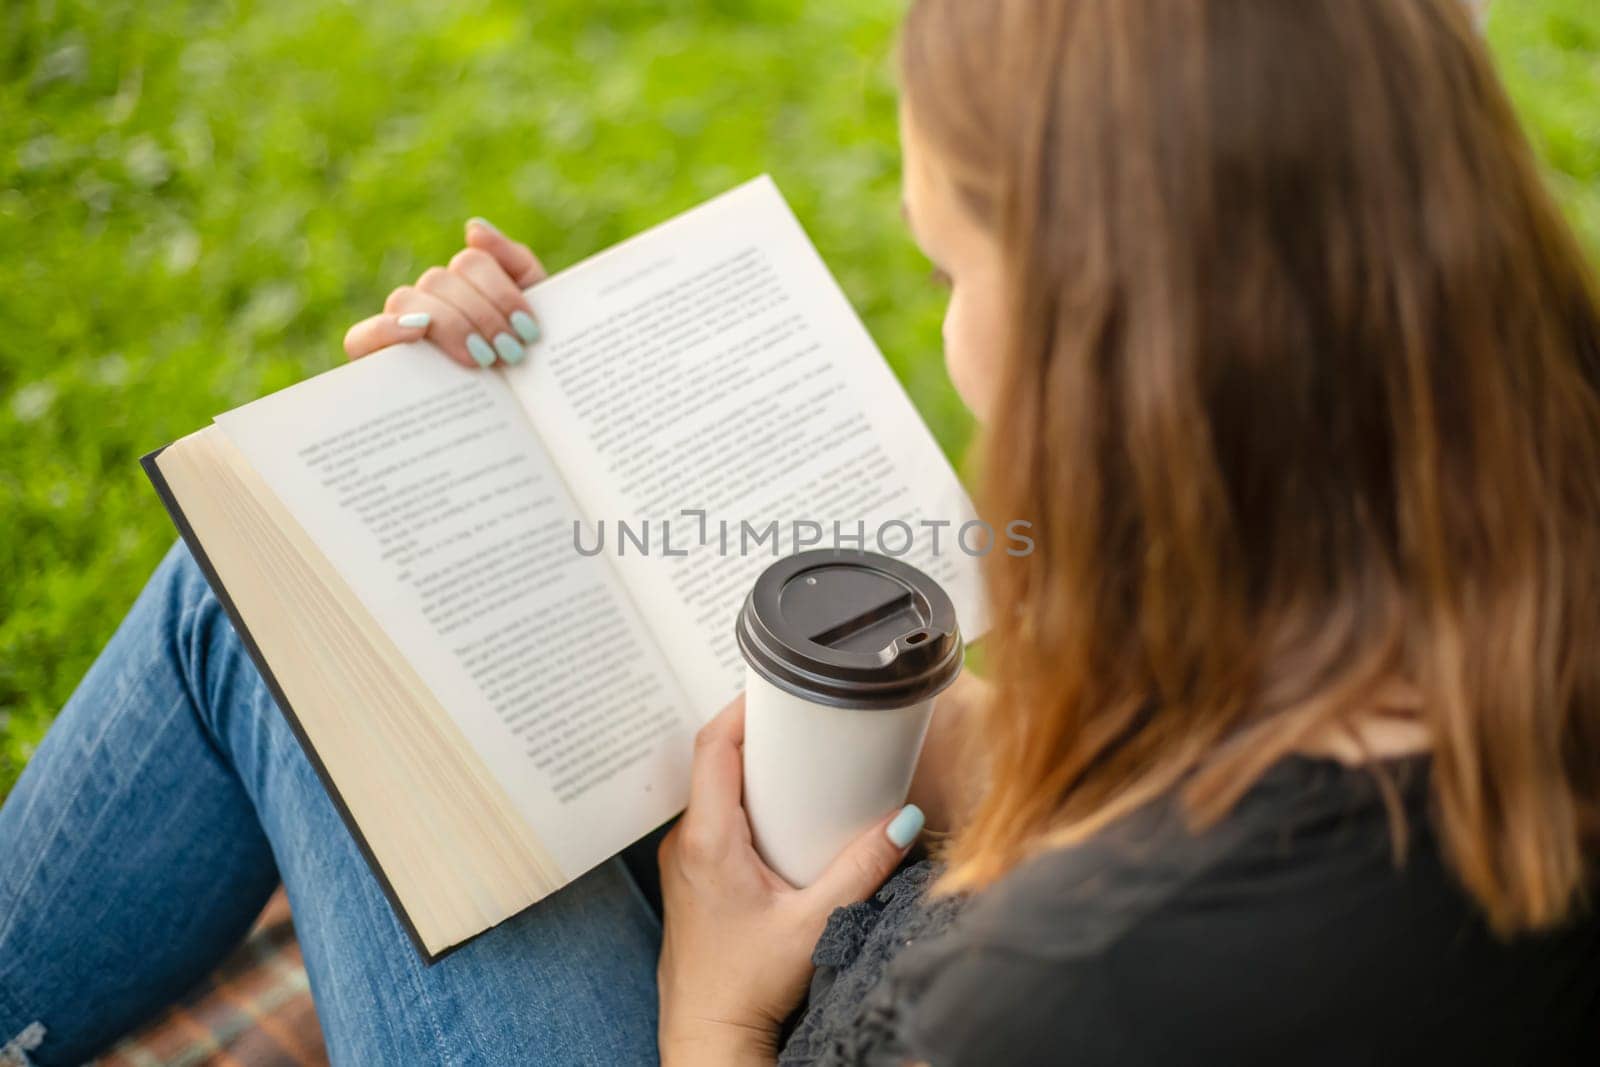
top-left (4, 0), bottom-right (1598, 1063)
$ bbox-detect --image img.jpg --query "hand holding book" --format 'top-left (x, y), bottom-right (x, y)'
top-left (343, 217), bottom-right (548, 368)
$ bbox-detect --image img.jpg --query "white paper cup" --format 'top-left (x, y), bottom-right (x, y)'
top-left (742, 668), bottom-right (937, 886)
top-left (735, 550), bottom-right (963, 887)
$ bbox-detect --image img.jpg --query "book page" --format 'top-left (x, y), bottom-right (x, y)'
top-left (505, 177), bottom-right (990, 715)
top-left (214, 346), bottom-right (694, 879)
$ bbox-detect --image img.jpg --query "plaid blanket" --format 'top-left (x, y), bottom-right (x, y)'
top-left (95, 890), bottom-right (327, 1067)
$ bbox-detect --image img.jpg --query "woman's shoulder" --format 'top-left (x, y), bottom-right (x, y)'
top-left (885, 755), bottom-right (1600, 1065)
top-left (941, 754), bottom-right (1413, 954)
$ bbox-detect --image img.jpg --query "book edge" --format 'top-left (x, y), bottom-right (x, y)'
top-left (141, 443), bottom-right (522, 965)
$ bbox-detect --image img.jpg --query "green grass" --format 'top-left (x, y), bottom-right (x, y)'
top-left (2, 0), bottom-right (1598, 794)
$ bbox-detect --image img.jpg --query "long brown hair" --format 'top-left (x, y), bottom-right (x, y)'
top-left (903, 0), bottom-right (1600, 933)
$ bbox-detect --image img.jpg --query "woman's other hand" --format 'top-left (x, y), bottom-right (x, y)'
top-left (342, 218), bottom-right (548, 368)
top-left (656, 696), bottom-right (925, 1066)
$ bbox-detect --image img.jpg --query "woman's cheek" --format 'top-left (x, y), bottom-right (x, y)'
top-left (943, 291), bottom-right (1000, 422)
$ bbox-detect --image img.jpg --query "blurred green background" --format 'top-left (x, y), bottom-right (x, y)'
top-left (2, 0), bottom-right (1598, 794)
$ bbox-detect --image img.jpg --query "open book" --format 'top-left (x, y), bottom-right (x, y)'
top-left (143, 176), bottom-right (986, 960)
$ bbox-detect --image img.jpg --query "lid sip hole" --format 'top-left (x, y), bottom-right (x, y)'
top-left (905, 630), bottom-right (928, 646)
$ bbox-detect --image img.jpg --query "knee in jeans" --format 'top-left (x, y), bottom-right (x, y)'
top-left (155, 540), bottom-right (214, 615)
top-left (153, 541), bottom-right (243, 718)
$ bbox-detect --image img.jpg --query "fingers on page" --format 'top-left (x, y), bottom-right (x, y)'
top-left (415, 267), bottom-right (526, 366)
top-left (466, 217), bottom-right (549, 288)
top-left (384, 286), bottom-right (492, 369)
top-left (343, 312), bottom-right (429, 361)
top-left (449, 247), bottom-right (541, 345)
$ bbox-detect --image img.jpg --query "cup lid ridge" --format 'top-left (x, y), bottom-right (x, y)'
top-left (735, 549), bottom-right (963, 709)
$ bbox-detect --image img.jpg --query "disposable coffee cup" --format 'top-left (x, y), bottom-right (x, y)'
top-left (735, 549), bottom-right (963, 887)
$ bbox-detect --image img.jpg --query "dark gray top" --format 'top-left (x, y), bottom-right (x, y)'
top-left (779, 756), bottom-right (1600, 1066)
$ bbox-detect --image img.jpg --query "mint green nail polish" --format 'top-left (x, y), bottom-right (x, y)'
top-left (510, 309), bottom-right (541, 344)
top-left (466, 333), bottom-right (496, 368)
top-left (396, 312), bottom-right (430, 329)
top-left (886, 804), bottom-right (924, 848)
top-left (492, 332), bottom-right (524, 364)
top-left (468, 216), bottom-right (501, 236)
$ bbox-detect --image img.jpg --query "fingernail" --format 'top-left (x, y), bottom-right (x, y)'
top-left (467, 216), bottom-right (501, 236)
top-left (396, 312), bottom-right (430, 329)
top-left (492, 332), bottom-right (525, 364)
top-left (466, 333), bottom-right (496, 368)
top-left (510, 309), bottom-right (541, 344)
top-left (886, 804), bottom-right (925, 849)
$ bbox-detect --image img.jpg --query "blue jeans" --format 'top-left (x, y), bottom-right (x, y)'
top-left (0, 543), bottom-right (662, 1066)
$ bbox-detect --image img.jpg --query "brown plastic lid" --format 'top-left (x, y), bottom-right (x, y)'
top-left (735, 549), bottom-right (963, 710)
